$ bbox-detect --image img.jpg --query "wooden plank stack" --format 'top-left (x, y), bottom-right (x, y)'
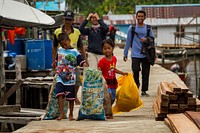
top-left (164, 112), bottom-right (200, 133)
top-left (153, 80), bottom-right (200, 121)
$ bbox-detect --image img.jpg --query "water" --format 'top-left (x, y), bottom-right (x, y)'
top-left (185, 55), bottom-right (200, 97)
top-left (165, 54), bottom-right (200, 97)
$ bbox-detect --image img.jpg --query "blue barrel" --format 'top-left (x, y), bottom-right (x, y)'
top-left (26, 40), bottom-right (52, 70)
top-left (7, 38), bottom-right (25, 55)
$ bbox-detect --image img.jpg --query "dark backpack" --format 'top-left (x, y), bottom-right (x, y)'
top-left (131, 24), bottom-right (156, 66)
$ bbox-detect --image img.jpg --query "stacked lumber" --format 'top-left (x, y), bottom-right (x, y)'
top-left (164, 111), bottom-right (200, 133)
top-left (153, 81), bottom-right (199, 121)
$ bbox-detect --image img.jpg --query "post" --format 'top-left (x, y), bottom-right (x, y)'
top-left (15, 57), bottom-right (22, 105)
top-left (58, 0), bottom-right (60, 11)
top-left (194, 55), bottom-right (197, 96)
top-left (198, 76), bottom-right (200, 99)
top-left (161, 49), bottom-right (165, 65)
top-left (0, 30), bottom-right (5, 97)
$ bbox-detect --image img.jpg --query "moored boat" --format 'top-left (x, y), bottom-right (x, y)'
top-left (155, 58), bottom-right (190, 72)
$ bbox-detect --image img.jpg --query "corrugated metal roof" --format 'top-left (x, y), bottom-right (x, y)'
top-left (136, 4), bottom-right (200, 8)
top-left (136, 4), bottom-right (200, 18)
top-left (103, 14), bottom-right (135, 25)
top-left (103, 15), bottom-right (200, 27)
top-left (145, 17), bottom-right (200, 26)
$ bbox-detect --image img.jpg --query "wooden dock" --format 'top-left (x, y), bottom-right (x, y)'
top-left (12, 47), bottom-right (179, 133)
top-left (1, 68), bottom-right (53, 132)
top-left (1, 47), bottom-right (200, 132)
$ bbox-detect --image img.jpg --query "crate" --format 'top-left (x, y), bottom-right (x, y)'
top-left (26, 40), bottom-right (52, 70)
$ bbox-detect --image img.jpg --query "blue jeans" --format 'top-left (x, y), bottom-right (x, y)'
top-left (108, 88), bottom-right (116, 101)
top-left (131, 57), bottom-right (150, 92)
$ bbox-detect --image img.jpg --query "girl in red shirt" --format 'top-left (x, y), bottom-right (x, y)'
top-left (98, 38), bottom-right (127, 119)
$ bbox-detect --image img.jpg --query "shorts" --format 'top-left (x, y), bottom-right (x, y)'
top-left (87, 52), bottom-right (104, 69)
top-left (55, 82), bottom-right (75, 101)
top-left (75, 67), bottom-right (82, 87)
top-left (108, 88), bottom-right (116, 101)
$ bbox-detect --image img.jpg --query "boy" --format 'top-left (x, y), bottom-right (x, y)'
top-left (55, 32), bottom-right (87, 121)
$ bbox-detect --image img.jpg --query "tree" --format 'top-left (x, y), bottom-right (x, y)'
top-left (68, 0), bottom-right (199, 16)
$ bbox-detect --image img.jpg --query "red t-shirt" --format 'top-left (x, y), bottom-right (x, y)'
top-left (98, 56), bottom-right (118, 89)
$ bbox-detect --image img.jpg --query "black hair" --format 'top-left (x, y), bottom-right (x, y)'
top-left (101, 38), bottom-right (115, 48)
top-left (57, 32), bottom-right (69, 43)
top-left (136, 10), bottom-right (146, 17)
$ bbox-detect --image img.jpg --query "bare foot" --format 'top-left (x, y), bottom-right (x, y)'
top-left (75, 98), bottom-right (81, 105)
top-left (69, 115), bottom-right (75, 121)
top-left (106, 115), bottom-right (113, 119)
top-left (57, 113), bottom-right (64, 120)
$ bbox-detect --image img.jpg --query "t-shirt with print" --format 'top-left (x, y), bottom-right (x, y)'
top-left (56, 47), bottom-right (85, 86)
top-left (98, 56), bottom-right (117, 89)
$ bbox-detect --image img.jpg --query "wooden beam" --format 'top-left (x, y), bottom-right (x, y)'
top-left (0, 80), bottom-right (23, 105)
top-left (0, 116), bottom-right (40, 124)
top-left (172, 80), bottom-right (189, 93)
top-left (167, 113), bottom-right (199, 133)
top-left (0, 112), bottom-right (43, 117)
top-left (15, 56), bottom-right (22, 105)
top-left (160, 82), bottom-right (173, 95)
top-left (0, 30), bottom-right (5, 89)
top-left (0, 105), bottom-right (21, 114)
top-left (168, 82), bottom-right (181, 93)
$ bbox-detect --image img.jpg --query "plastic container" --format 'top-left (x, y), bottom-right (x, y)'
top-left (26, 40), bottom-right (52, 70)
top-left (7, 38), bottom-right (25, 55)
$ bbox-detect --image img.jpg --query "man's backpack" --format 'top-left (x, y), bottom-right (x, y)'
top-left (131, 24), bottom-right (156, 66)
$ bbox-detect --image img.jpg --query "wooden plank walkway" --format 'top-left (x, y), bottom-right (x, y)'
top-left (13, 47), bottom-right (185, 133)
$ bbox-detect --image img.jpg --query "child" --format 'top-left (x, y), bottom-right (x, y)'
top-left (98, 38), bottom-right (127, 119)
top-left (55, 32), bottom-right (87, 121)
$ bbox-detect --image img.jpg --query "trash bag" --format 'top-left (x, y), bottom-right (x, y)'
top-left (112, 73), bottom-right (143, 114)
top-left (42, 76), bottom-right (68, 120)
top-left (77, 68), bottom-right (106, 120)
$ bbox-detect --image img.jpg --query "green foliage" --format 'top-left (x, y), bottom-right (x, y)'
top-left (68, 0), bottom-right (199, 16)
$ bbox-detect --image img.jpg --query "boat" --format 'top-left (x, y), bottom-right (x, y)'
top-left (155, 58), bottom-right (190, 72)
top-left (155, 58), bottom-right (190, 83)
top-left (115, 43), bottom-right (125, 49)
top-left (156, 48), bottom-right (187, 58)
top-left (177, 72), bottom-right (187, 83)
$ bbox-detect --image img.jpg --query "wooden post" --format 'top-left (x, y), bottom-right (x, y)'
top-left (15, 57), bottom-right (22, 105)
top-left (0, 80), bottom-right (23, 105)
top-left (193, 55), bottom-right (198, 96)
top-left (198, 76), bottom-right (200, 99)
top-left (161, 49), bottom-right (165, 65)
top-left (0, 30), bottom-right (5, 97)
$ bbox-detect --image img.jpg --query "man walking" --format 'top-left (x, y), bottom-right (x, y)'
top-left (123, 10), bottom-right (154, 96)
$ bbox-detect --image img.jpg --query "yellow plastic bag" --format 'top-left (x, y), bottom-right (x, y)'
top-left (112, 73), bottom-right (143, 114)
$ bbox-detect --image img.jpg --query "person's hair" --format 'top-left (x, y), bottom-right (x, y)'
top-left (57, 32), bottom-right (69, 43)
top-left (136, 10), bottom-right (146, 17)
top-left (101, 38), bottom-right (115, 48)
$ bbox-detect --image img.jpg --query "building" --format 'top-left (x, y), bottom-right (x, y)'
top-left (103, 14), bottom-right (135, 43)
top-left (35, 0), bottom-right (84, 29)
top-left (103, 4), bottom-right (200, 46)
top-left (136, 4), bottom-right (200, 46)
